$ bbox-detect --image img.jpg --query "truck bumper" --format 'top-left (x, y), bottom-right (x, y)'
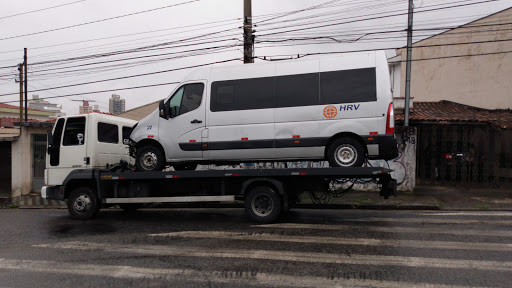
top-left (365, 135), bottom-right (399, 161)
top-left (41, 186), bottom-right (64, 201)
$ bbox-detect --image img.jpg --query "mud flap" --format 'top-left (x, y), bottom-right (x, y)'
top-left (379, 174), bottom-right (397, 199)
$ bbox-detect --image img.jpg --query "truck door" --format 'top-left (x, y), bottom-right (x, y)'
top-left (46, 116), bottom-right (88, 185)
top-left (159, 82), bottom-right (206, 161)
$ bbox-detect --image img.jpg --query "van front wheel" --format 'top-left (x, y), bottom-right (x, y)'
top-left (327, 137), bottom-right (365, 167)
top-left (136, 145), bottom-right (165, 171)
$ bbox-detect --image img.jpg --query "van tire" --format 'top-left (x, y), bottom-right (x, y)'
top-left (327, 137), bottom-right (365, 167)
top-left (136, 145), bottom-right (165, 171)
top-left (245, 186), bottom-right (282, 223)
top-left (68, 187), bottom-right (98, 220)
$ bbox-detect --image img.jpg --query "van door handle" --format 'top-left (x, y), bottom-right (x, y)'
top-left (191, 119), bottom-right (202, 124)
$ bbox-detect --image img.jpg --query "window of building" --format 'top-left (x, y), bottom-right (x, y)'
top-left (320, 68), bottom-right (377, 104)
top-left (276, 73), bottom-right (319, 108)
top-left (63, 117), bottom-right (86, 146)
top-left (98, 122), bottom-right (119, 144)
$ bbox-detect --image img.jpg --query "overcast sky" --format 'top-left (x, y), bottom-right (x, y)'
top-left (0, 0), bottom-right (510, 115)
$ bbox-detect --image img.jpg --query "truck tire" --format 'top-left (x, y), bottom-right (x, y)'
top-left (245, 186), bottom-right (282, 223)
top-left (136, 145), bottom-right (165, 171)
top-left (68, 187), bottom-right (98, 220)
top-left (327, 137), bottom-right (365, 167)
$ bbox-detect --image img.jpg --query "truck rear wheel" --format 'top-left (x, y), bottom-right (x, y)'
top-left (245, 186), bottom-right (282, 223)
top-left (136, 145), bottom-right (165, 171)
top-left (327, 137), bottom-right (365, 167)
top-left (68, 187), bottom-right (98, 220)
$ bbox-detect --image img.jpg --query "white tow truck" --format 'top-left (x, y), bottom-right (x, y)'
top-left (42, 113), bottom-right (397, 223)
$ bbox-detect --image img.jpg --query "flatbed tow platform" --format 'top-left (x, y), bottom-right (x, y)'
top-left (44, 167), bottom-right (397, 223)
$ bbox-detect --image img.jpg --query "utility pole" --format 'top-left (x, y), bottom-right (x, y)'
top-left (17, 64), bottom-right (24, 121)
top-left (243, 0), bottom-right (254, 63)
top-left (403, 0), bottom-right (414, 126)
top-left (24, 48), bottom-right (28, 122)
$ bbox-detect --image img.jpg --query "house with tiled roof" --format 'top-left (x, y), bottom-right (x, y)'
top-left (388, 7), bottom-right (512, 188)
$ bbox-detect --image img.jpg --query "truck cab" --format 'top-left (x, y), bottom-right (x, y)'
top-left (45, 113), bottom-right (137, 186)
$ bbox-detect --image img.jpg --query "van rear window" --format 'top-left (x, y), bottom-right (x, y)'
top-left (320, 68), bottom-right (376, 104)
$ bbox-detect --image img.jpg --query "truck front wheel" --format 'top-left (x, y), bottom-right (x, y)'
top-left (68, 187), bottom-right (98, 220)
top-left (136, 145), bottom-right (165, 171)
top-left (245, 186), bottom-right (282, 223)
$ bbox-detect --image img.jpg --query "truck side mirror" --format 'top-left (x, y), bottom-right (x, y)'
top-left (47, 131), bottom-right (53, 154)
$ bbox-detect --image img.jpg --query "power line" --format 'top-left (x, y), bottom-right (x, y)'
top-left (0, 0), bottom-right (86, 20)
top-left (0, 0), bottom-right (200, 41)
top-left (1, 81), bottom-right (180, 104)
top-left (0, 58), bottom-right (241, 97)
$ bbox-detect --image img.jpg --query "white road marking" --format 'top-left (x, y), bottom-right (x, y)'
top-left (253, 223), bottom-right (512, 237)
top-left (34, 242), bottom-right (512, 272)
top-left (0, 258), bottom-right (484, 288)
top-left (300, 216), bottom-right (512, 225)
top-left (148, 231), bottom-right (512, 251)
top-left (417, 212), bottom-right (512, 217)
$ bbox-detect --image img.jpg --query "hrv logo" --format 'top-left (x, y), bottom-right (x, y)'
top-left (323, 104), bottom-right (360, 119)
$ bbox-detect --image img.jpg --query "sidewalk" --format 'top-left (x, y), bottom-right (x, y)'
top-left (1, 186), bottom-right (511, 210)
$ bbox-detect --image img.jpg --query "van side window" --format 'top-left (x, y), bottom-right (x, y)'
top-left (320, 68), bottom-right (377, 104)
top-left (276, 73), bottom-right (319, 108)
top-left (98, 122), bottom-right (119, 144)
top-left (63, 117), bottom-right (86, 146)
top-left (50, 118), bottom-right (65, 166)
top-left (167, 83), bottom-right (204, 116)
top-left (211, 77), bottom-right (274, 112)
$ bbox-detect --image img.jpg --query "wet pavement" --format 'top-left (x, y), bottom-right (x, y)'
top-left (0, 208), bottom-right (511, 287)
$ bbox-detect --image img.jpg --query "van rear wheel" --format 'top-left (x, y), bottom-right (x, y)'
top-left (136, 145), bottom-right (165, 171)
top-left (327, 137), bottom-right (365, 167)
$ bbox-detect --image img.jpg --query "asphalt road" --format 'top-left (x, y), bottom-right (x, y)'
top-left (0, 208), bottom-right (511, 287)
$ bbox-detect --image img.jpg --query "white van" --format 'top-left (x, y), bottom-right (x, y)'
top-left (129, 51), bottom-right (398, 171)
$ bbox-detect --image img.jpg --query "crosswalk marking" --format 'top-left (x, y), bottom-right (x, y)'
top-left (148, 231), bottom-right (512, 251)
top-left (34, 241), bottom-right (512, 272)
top-left (0, 258), bottom-right (485, 288)
top-left (253, 223), bottom-right (512, 237)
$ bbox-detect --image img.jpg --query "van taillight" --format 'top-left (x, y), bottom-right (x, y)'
top-left (386, 103), bottom-right (395, 135)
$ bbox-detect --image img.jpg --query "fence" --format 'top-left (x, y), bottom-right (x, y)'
top-left (416, 123), bottom-right (512, 188)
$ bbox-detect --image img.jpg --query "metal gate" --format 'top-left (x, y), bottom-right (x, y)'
top-left (416, 123), bottom-right (512, 188)
top-left (32, 134), bottom-right (47, 193)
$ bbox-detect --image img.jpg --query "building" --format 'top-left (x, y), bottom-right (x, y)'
top-left (0, 103), bottom-right (57, 121)
top-left (28, 95), bottom-right (65, 117)
top-left (118, 100), bottom-right (158, 121)
top-left (78, 101), bottom-right (100, 114)
top-left (109, 94), bottom-right (126, 115)
top-left (393, 7), bottom-right (512, 109)
top-left (390, 7), bottom-right (512, 188)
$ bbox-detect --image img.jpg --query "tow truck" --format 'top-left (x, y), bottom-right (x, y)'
top-left (42, 113), bottom-right (397, 223)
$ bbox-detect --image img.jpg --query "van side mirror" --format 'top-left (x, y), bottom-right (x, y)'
top-left (159, 100), bottom-right (169, 120)
top-left (47, 131), bottom-right (53, 154)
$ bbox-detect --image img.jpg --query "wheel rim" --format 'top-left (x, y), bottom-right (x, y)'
top-left (73, 194), bottom-right (91, 213)
top-left (251, 193), bottom-right (274, 217)
top-left (334, 144), bottom-right (357, 167)
top-left (141, 151), bottom-right (158, 170)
